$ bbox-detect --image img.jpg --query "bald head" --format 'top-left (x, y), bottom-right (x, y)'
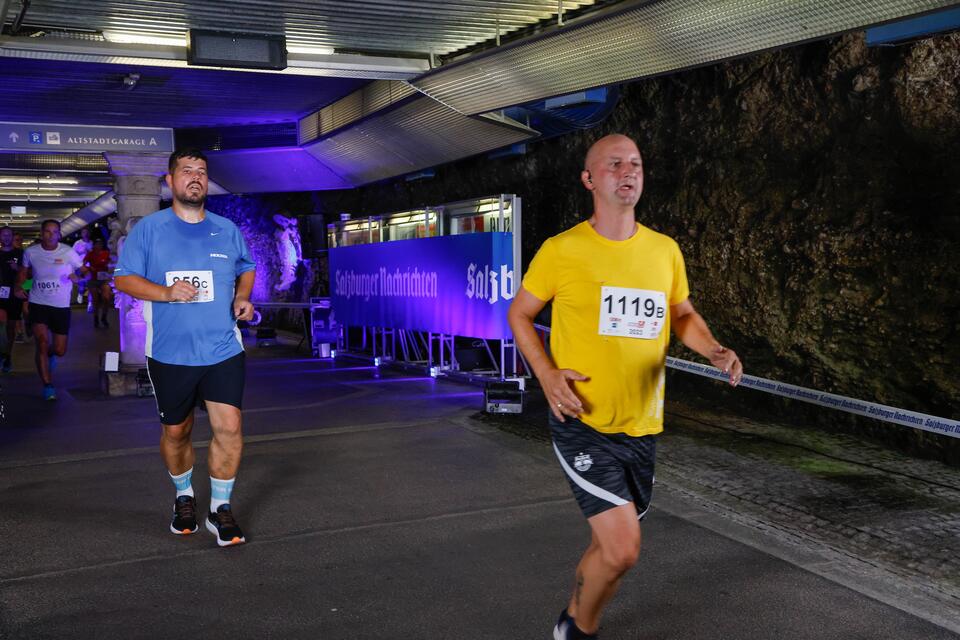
top-left (581, 133), bottom-right (644, 210)
top-left (584, 134), bottom-right (640, 172)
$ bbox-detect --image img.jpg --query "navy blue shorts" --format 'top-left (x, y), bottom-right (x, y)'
top-left (550, 414), bottom-right (657, 520)
top-left (146, 352), bottom-right (245, 425)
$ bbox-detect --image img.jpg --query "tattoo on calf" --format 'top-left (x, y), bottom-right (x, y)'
top-left (575, 571), bottom-right (584, 605)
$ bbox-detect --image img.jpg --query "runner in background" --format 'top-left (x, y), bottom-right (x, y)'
top-left (84, 238), bottom-right (113, 329)
top-left (0, 226), bottom-right (24, 373)
top-left (16, 220), bottom-right (85, 400)
top-left (72, 227), bottom-right (94, 308)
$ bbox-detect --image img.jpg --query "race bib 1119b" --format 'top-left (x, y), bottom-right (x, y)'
top-left (598, 286), bottom-right (666, 340)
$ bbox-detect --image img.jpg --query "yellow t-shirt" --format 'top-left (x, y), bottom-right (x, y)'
top-left (522, 221), bottom-right (690, 437)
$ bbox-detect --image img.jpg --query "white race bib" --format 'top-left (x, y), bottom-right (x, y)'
top-left (165, 270), bottom-right (214, 303)
top-left (0, 286), bottom-right (9, 299)
top-left (598, 286), bottom-right (666, 340)
top-left (34, 279), bottom-right (61, 294)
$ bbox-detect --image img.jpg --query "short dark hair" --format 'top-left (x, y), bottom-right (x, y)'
top-left (40, 219), bottom-right (60, 232)
top-left (168, 148), bottom-right (208, 174)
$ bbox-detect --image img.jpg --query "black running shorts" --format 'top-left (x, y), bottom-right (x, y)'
top-left (0, 296), bottom-right (22, 321)
top-left (146, 352), bottom-right (246, 425)
top-left (549, 414), bottom-right (657, 520)
top-left (27, 303), bottom-right (70, 335)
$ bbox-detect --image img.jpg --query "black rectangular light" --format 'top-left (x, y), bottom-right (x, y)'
top-left (188, 29), bottom-right (287, 70)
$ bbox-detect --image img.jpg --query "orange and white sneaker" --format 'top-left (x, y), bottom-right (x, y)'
top-left (206, 504), bottom-right (246, 547)
top-left (170, 495), bottom-right (199, 535)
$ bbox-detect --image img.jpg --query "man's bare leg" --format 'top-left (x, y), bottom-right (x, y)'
top-left (566, 502), bottom-right (641, 634)
top-left (160, 412), bottom-right (195, 476)
top-left (205, 401), bottom-right (242, 480)
top-left (32, 323), bottom-right (52, 384)
top-left (204, 400), bottom-right (245, 545)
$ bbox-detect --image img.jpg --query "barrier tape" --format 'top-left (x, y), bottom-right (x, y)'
top-left (666, 357), bottom-right (960, 439)
top-left (532, 323), bottom-right (958, 438)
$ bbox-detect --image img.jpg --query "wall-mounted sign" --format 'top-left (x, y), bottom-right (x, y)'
top-left (0, 122), bottom-right (174, 153)
top-left (329, 232), bottom-right (514, 340)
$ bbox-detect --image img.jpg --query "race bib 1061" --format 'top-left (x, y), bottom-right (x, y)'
top-left (165, 270), bottom-right (214, 303)
top-left (598, 286), bottom-right (666, 340)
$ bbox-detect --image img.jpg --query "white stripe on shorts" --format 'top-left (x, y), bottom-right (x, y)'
top-left (552, 442), bottom-right (628, 508)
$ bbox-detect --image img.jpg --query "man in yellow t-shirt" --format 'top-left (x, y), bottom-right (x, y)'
top-left (508, 134), bottom-right (743, 640)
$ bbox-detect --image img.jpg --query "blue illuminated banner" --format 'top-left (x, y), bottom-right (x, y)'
top-left (329, 233), bottom-right (514, 339)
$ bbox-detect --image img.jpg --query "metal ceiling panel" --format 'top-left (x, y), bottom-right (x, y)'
top-left (412, 0), bottom-right (960, 115)
top-left (304, 95), bottom-right (537, 185)
top-left (298, 80), bottom-right (418, 144)
top-left (206, 147), bottom-right (352, 193)
top-left (0, 36), bottom-right (430, 79)
top-left (7, 0), bottom-right (599, 57)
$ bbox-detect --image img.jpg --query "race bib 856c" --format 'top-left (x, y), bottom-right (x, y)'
top-left (165, 270), bottom-right (214, 303)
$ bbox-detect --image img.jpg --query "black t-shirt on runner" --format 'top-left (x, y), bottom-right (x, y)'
top-left (0, 248), bottom-right (24, 287)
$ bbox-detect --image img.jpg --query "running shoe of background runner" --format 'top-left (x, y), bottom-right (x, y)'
top-left (206, 504), bottom-right (245, 547)
top-left (42, 384), bottom-right (56, 401)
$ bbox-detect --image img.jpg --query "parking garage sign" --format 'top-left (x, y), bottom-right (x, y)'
top-left (0, 122), bottom-right (174, 153)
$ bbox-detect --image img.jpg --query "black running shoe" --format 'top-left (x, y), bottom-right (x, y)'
top-left (170, 495), bottom-right (199, 535)
top-left (206, 504), bottom-right (246, 547)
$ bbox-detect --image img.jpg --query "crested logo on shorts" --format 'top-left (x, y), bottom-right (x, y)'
top-left (574, 452), bottom-right (593, 472)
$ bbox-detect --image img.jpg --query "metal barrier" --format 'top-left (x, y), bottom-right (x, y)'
top-left (252, 300), bottom-right (333, 356)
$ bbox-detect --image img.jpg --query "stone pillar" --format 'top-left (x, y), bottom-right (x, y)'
top-left (105, 153), bottom-right (168, 367)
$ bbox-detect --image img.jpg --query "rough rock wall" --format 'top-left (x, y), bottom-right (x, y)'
top-left (209, 194), bottom-right (320, 330)
top-left (298, 32), bottom-right (960, 458)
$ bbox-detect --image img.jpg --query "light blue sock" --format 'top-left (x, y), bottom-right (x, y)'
top-left (210, 476), bottom-right (236, 512)
top-left (169, 467), bottom-right (194, 498)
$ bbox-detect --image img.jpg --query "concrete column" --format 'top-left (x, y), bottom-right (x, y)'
top-left (105, 153), bottom-right (167, 367)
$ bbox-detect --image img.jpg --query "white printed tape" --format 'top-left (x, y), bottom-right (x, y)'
top-left (666, 357), bottom-right (960, 439)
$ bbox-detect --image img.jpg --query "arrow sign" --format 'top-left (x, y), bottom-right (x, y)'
top-left (0, 121), bottom-right (173, 152)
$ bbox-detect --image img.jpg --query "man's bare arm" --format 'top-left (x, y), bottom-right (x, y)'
top-left (670, 298), bottom-right (742, 386)
top-left (232, 270), bottom-right (255, 321)
top-left (115, 274), bottom-right (197, 303)
top-left (14, 266), bottom-right (29, 299)
top-left (508, 287), bottom-right (588, 421)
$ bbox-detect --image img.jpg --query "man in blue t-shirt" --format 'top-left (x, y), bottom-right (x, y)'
top-left (115, 148), bottom-right (256, 547)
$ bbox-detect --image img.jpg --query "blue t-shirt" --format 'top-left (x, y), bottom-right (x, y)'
top-left (115, 208), bottom-right (256, 366)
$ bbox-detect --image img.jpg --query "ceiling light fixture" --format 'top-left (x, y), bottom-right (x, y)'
top-left (102, 31), bottom-right (186, 47)
top-left (0, 177), bottom-right (79, 185)
top-left (286, 44), bottom-right (336, 56)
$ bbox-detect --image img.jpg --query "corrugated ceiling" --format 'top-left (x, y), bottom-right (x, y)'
top-left (412, 0), bottom-right (960, 115)
top-left (8, 0), bottom-right (600, 57)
